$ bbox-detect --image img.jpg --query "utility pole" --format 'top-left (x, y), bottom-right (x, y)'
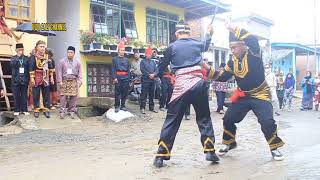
top-left (314, 0), bottom-right (317, 72)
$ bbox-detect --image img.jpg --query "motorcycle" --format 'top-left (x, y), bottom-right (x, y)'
top-left (128, 75), bottom-right (142, 103)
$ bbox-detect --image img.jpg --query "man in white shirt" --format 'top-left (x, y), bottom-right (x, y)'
top-left (265, 64), bottom-right (280, 115)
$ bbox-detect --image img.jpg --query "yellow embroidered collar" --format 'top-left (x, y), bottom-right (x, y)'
top-left (232, 52), bottom-right (249, 78)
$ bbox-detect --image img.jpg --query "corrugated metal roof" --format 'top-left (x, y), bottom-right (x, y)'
top-left (157, 0), bottom-right (230, 19)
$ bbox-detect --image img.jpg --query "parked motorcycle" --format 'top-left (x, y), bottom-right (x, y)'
top-left (128, 76), bottom-right (141, 103)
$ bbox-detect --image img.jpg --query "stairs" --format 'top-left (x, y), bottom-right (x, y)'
top-left (0, 57), bottom-right (14, 111)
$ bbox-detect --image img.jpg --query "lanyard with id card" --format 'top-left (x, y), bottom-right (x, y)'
top-left (19, 57), bottom-right (24, 74)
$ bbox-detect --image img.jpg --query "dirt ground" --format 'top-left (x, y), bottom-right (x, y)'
top-left (0, 99), bottom-right (320, 180)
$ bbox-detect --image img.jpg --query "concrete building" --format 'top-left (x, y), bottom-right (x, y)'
top-left (197, 12), bottom-right (274, 69)
top-left (271, 43), bottom-right (320, 89)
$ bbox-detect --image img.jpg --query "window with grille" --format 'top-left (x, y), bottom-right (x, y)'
top-left (87, 64), bottom-right (114, 97)
top-left (5, 0), bottom-right (34, 21)
top-left (90, 0), bottom-right (137, 38)
top-left (146, 8), bottom-right (178, 45)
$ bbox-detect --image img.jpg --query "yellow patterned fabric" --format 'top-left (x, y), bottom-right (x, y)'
top-left (241, 80), bottom-right (271, 101)
top-left (60, 79), bottom-right (78, 96)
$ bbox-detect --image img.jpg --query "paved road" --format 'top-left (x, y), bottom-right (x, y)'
top-left (0, 99), bottom-right (319, 180)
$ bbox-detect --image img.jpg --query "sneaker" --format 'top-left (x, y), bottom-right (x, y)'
top-left (271, 149), bottom-right (285, 161)
top-left (120, 107), bottom-right (128, 111)
top-left (159, 108), bottom-right (166, 112)
top-left (206, 151), bottom-right (220, 162)
top-left (217, 142), bottom-right (237, 156)
top-left (34, 112), bottom-right (39, 118)
top-left (185, 115), bottom-right (191, 120)
top-left (44, 112), bottom-right (50, 119)
top-left (150, 109), bottom-right (158, 113)
top-left (59, 113), bottom-right (65, 119)
top-left (275, 112), bottom-right (280, 116)
top-left (50, 106), bottom-right (56, 110)
top-left (153, 157), bottom-right (164, 168)
top-left (115, 107), bottom-right (120, 113)
top-left (23, 112), bottom-right (30, 116)
top-left (13, 112), bottom-right (20, 116)
top-left (70, 112), bottom-right (75, 119)
top-left (140, 109), bottom-right (146, 114)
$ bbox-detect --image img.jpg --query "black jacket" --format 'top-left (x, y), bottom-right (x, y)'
top-left (158, 34), bottom-right (211, 77)
top-left (112, 56), bottom-right (131, 80)
top-left (10, 55), bottom-right (30, 86)
top-left (140, 58), bottom-right (158, 82)
top-left (215, 28), bottom-right (265, 92)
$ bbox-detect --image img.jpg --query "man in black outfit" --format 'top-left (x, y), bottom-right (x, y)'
top-left (140, 48), bottom-right (159, 114)
top-left (112, 43), bottom-right (131, 113)
top-left (10, 43), bottom-right (30, 116)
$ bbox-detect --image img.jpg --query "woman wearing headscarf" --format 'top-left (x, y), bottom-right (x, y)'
top-left (282, 72), bottom-right (295, 111)
top-left (300, 71), bottom-right (315, 110)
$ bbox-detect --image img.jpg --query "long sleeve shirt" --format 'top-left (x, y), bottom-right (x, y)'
top-left (158, 34), bottom-right (211, 78)
top-left (212, 28), bottom-right (265, 92)
top-left (140, 58), bottom-right (158, 82)
top-left (209, 27), bottom-right (270, 101)
top-left (56, 58), bottom-right (82, 83)
top-left (10, 55), bottom-right (30, 86)
top-left (265, 72), bottom-right (277, 88)
top-left (131, 59), bottom-right (142, 76)
top-left (276, 75), bottom-right (285, 91)
top-left (112, 56), bottom-right (131, 80)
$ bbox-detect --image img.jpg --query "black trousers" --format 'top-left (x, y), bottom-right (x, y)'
top-left (156, 80), bottom-right (215, 158)
top-left (276, 90), bottom-right (284, 109)
top-left (159, 77), bottom-right (173, 108)
top-left (114, 79), bottom-right (129, 108)
top-left (216, 91), bottom-right (226, 111)
top-left (222, 97), bottom-right (284, 150)
top-left (140, 80), bottom-right (156, 110)
top-left (185, 104), bottom-right (191, 116)
top-left (32, 85), bottom-right (50, 112)
top-left (155, 78), bottom-right (162, 100)
top-left (12, 85), bottom-right (28, 112)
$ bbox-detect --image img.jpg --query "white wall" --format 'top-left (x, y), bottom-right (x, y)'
top-left (47, 0), bottom-right (80, 62)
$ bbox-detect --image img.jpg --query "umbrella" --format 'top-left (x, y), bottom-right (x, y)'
top-left (14, 22), bottom-right (56, 36)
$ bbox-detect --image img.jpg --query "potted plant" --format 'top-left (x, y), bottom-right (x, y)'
top-left (109, 36), bottom-right (118, 51)
top-left (101, 35), bottom-right (111, 50)
top-left (158, 44), bottom-right (167, 55)
top-left (80, 30), bottom-right (94, 50)
top-left (93, 33), bottom-right (104, 49)
top-left (125, 37), bottom-right (133, 52)
top-left (151, 42), bottom-right (158, 50)
top-left (132, 38), bottom-right (140, 53)
top-left (139, 41), bottom-right (148, 53)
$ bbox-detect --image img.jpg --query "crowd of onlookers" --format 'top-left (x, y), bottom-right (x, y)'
top-left (0, 41), bottom-right (82, 119)
top-left (273, 69), bottom-right (319, 113)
